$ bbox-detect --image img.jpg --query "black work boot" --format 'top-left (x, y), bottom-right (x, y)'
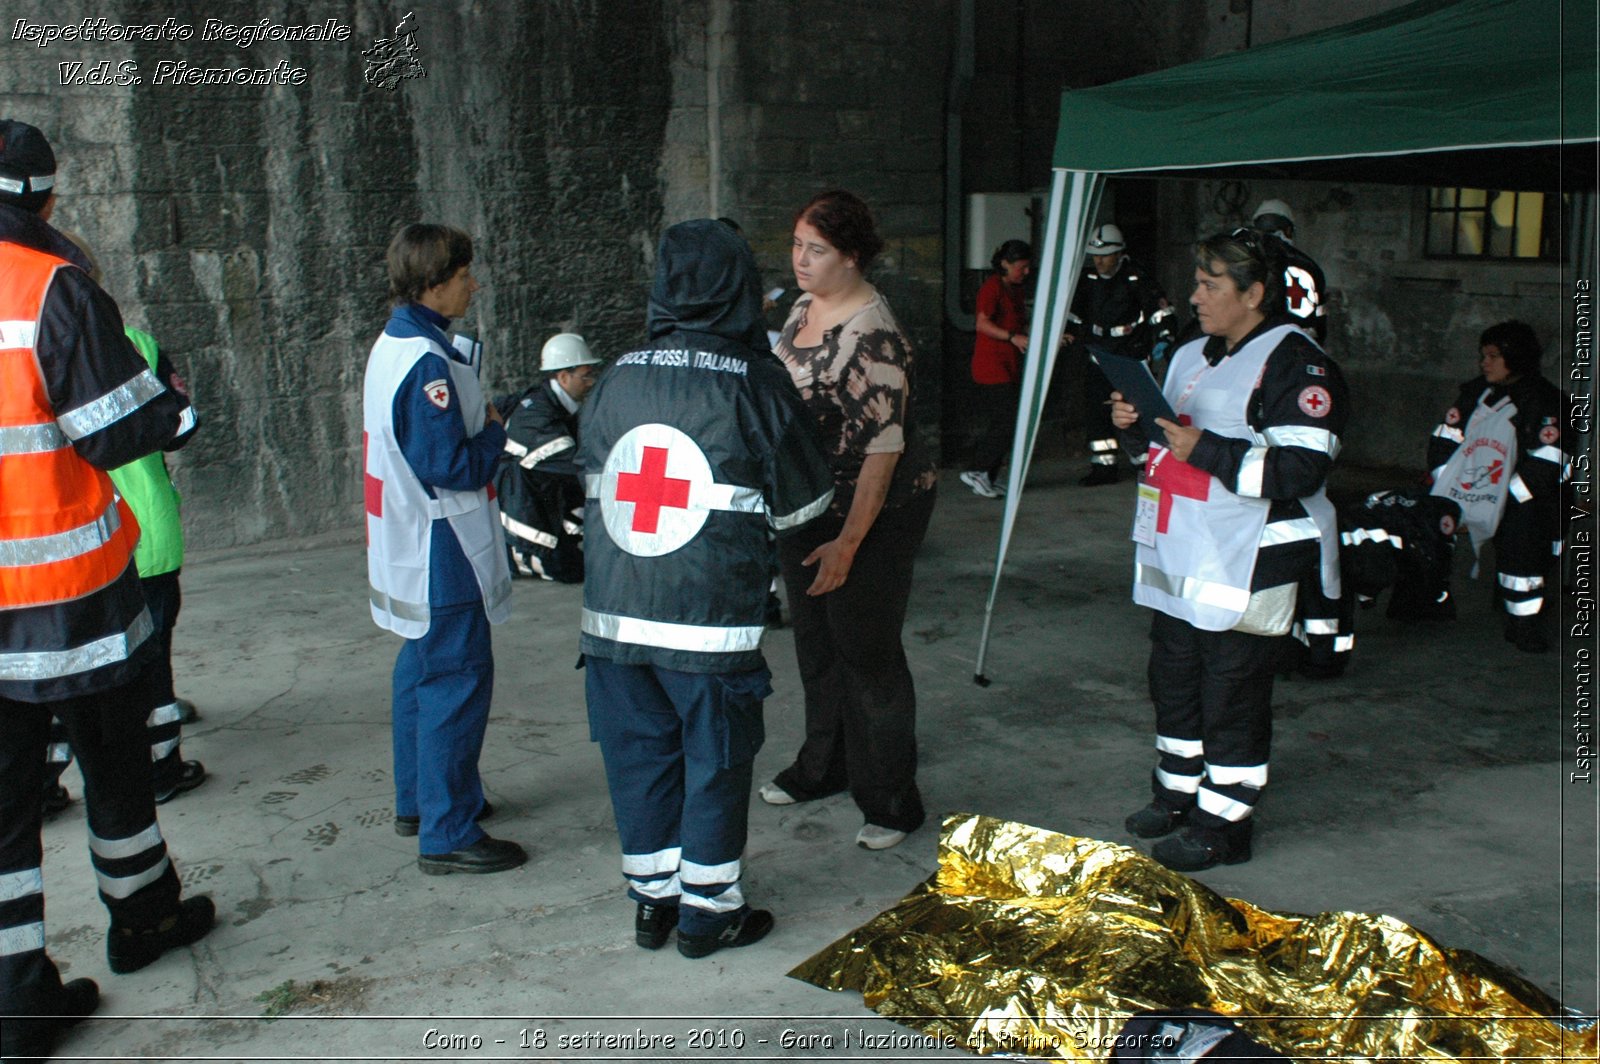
top-left (635, 902), bottom-right (678, 950)
top-left (107, 895), bottom-right (217, 974)
top-left (0, 978), bottom-right (99, 1063)
top-left (1504, 614), bottom-right (1549, 654)
top-left (1151, 820), bottom-right (1253, 872)
top-left (1124, 799), bottom-right (1191, 839)
top-left (677, 908), bottom-right (774, 959)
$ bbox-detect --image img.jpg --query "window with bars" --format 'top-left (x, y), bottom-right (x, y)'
top-left (1424, 188), bottom-right (1559, 260)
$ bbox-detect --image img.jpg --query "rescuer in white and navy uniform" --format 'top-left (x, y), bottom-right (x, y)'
top-left (1252, 199), bottom-right (1328, 345)
top-left (1065, 223), bottom-right (1176, 486)
top-left (362, 223), bottom-right (524, 876)
top-left (579, 219), bottom-right (833, 959)
top-left (493, 332), bottom-right (601, 582)
top-left (1111, 228), bottom-right (1347, 872)
top-left (0, 120), bottom-right (214, 1063)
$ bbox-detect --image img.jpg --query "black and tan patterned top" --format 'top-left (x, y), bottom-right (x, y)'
top-left (776, 289), bottom-right (937, 515)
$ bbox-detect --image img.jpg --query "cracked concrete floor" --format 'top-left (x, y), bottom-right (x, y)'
top-left (34, 459), bottom-right (1596, 1061)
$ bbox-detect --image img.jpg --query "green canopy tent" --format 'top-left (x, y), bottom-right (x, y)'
top-left (974, 0), bottom-right (1599, 679)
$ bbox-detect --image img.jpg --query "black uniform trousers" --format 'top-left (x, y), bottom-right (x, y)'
top-left (45, 570), bottom-right (187, 792)
top-left (1083, 346), bottom-right (1145, 469)
top-left (774, 489), bottom-right (935, 833)
top-left (1147, 611), bottom-right (1280, 828)
top-left (1495, 491), bottom-right (1561, 618)
top-left (1, 659), bottom-right (181, 1017)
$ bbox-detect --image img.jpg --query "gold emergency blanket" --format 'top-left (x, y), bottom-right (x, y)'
top-left (791, 814), bottom-right (1593, 1060)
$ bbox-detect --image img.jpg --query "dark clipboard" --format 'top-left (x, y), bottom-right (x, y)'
top-left (1090, 349), bottom-right (1176, 448)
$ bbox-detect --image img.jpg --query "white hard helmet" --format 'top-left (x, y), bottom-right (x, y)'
top-left (1252, 199), bottom-right (1296, 233)
top-left (540, 333), bottom-right (601, 372)
top-left (1085, 223), bottom-right (1125, 256)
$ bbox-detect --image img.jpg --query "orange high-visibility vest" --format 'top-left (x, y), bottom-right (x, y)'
top-left (0, 243), bottom-right (142, 609)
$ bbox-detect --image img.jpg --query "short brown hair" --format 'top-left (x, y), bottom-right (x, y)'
top-left (387, 223), bottom-right (473, 305)
top-left (794, 189), bottom-right (884, 272)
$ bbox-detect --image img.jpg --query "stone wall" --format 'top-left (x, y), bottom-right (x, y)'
top-left (3, 0), bottom-right (675, 549)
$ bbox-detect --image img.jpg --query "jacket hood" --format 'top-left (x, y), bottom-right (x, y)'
top-left (647, 219), bottom-right (769, 353)
top-left (0, 201), bottom-right (94, 272)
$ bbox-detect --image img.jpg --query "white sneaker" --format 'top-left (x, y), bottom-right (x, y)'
top-left (855, 823), bottom-right (908, 850)
top-left (959, 470), bottom-right (1000, 499)
top-left (758, 782), bottom-right (796, 806)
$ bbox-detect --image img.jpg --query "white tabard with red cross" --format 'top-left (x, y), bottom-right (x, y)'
top-left (1132, 327), bottom-right (1292, 632)
top-left (588, 423), bottom-right (765, 557)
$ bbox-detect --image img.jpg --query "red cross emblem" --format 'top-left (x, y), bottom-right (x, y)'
top-left (615, 446), bottom-right (691, 533)
top-left (597, 424), bottom-right (718, 557)
top-left (1284, 265), bottom-right (1318, 318)
top-left (1145, 433), bottom-right (1211, 534)
top-left (1298, 385), bottom-right (1331, 418)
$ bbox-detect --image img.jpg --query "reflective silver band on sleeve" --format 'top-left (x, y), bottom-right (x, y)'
top-left (1527, 445), bottom-right (1565, 466)
top-left (1263, 425), bottom-right (1339, 456)
top-left (0, 867), bottom-right (43, 903)
top-left (96, 855), bottom-right (171, 899)
top-left (0, 498), bottom-right (122, 569)
top-left (500, 513), bottom-right (558, 549)
top-left (89, 822), bottom-right (165, 860)
top-left (770, 488), bottom-right (833, 532)
top-left (1509, 473), bottom-right (1532, 503)
top-left (56, 369), bottom-right (166, 440)
top-left (582, 608), bottom-right (763, 653)
top-left (521, 435), bottom-right (575, 469)
top-left (0, 319), bottom-right (38, 349)
top-left (1260, 516), bottom-right (1321, 547)
top-left (0, 422), bottom-right (68, 455)
top-left (0, 607), bottom-right (153, 682)
top-left (1431, 424), bottom-right (1465, 444)
top-left (1236, 446), bottom-right (1268, 497)
top-left (174, 405), bottom-right (196, 436)
top-left (1342, 527), bottom-right (1405, 550)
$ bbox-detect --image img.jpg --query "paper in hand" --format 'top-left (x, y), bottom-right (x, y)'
top-left (1091, 350), bottom-right (1176, 448)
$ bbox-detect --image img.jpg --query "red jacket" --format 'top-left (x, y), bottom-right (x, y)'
top-left (970, 275), bottom-right (1026, 385)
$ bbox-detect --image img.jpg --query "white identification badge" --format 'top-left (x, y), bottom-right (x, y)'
top-left (1132, 483), bottom-right (1160, 547)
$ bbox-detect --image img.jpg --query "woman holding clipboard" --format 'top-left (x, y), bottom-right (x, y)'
top-left (1109, 228), bottom-right (1347, 871)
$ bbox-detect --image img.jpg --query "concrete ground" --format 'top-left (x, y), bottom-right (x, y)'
top-left (35, 457), bottom-right (1596, 1062)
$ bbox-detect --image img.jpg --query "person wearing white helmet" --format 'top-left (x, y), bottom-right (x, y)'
top-left (1065, 222), bottom-right (1176, 486)
top-left (1251, 199), bottom-right (1327, 343)
top-left (493, 333), bottom-right (603, 582)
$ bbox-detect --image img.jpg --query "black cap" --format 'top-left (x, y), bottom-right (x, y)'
top-left (0, 120), bottom-right (57, 212)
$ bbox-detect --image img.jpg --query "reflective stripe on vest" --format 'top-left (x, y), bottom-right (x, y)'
top-left (0, 243), bottom-right (143, 610)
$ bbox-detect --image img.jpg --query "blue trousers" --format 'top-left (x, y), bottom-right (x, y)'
top-left (393, 603), bottom-right (493, 854)
top-left (585, 658), bottom-right (769, 936)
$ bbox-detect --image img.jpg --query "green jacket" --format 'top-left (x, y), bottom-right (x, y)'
top-left (108, 328), bottom-right (184, 577)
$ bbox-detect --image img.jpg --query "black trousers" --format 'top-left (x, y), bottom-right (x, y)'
top-left (1146, 611), bottom-right (1281, 828)
top-left (969, 382), bottom-right (1019, 481)
top-left (45, 570), bottom-right (187, 791)
top-left (1, 659), bottom-right (181, 1017)
top-left (775, 490), bottom-right (935, 833)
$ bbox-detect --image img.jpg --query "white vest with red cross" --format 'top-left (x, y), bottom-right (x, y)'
top-left (1132, 324), bottom-right (1304, 631)
top-left (1429, 387), bottom-right (1518, 554)
top-left (362, 331), bottom-right (512, 638)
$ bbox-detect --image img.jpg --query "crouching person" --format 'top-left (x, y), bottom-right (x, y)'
top-left (579, 220), bottom-right (833, 958)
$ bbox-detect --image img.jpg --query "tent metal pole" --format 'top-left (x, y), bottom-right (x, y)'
top-left (975, 168), bottom-right (1102, 683)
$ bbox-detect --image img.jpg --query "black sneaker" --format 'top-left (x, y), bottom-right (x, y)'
top-left (1151, 822), bottom-right (1253, 872)
top-left (108, 895), bottom-right (216, 974)
top-left (677, 908), bottom-right (774, 959)
top-left (1124, 801), bottom-right (1190, 839)
top-left (635, 902), bottom-right (678, 950)
top-left (395, 800), bottom-right (494, 838)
